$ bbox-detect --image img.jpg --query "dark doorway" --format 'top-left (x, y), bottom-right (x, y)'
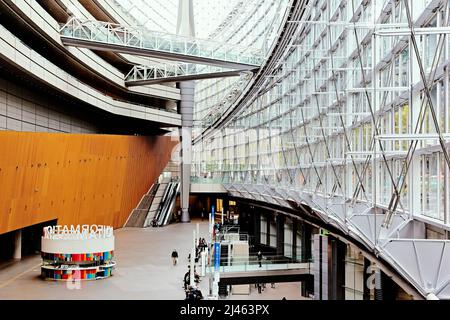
top-left (0, 219), bottom-right (57, 262)
top-left (22, 220), bottom-right (57, 256)
top-left (0, 231), bottom-right (15, 261)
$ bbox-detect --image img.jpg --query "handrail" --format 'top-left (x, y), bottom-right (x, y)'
top-left (157, 182), bottom-right (173, 225)
top-left (154, 181), bottom-right (172, 224)
top-left (214, 256), bottom-right (312, 264)
top-left (154, 181), bottom-right (180, 226)
top-left (142, 182), bottom-right (160, 227)
top-left (161, 182), bottom-right (180, 225)
top-left (125, 63), bottom-right (255, 86)
top-left (124, 182), bottom-right (157, 227)
top-left (206, 261), bottom-right (311, 274)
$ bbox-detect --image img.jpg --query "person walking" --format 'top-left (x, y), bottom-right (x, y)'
top-left (257, 250), bottom-right (262, 267)
top-left (171, 249), bottom-right (178, 266)
top-left (183, 271), bottom-right (190, 290)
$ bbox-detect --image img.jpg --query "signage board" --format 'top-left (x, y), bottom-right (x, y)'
top-left (214, 242), bottom-right (220, 272)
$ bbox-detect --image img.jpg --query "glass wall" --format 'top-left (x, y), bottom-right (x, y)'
top-left (284, 219), bottom-right (293, 258)
top-left (260, 215), bottom-right (267, 245)
top-left (193, 0), bottom-right (450, 227)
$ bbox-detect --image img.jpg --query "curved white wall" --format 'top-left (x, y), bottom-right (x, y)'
top-left (41, 236), bottom-right (114, 254)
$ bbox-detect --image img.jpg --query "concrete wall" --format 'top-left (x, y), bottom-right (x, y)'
top-left (0, 77), bottom-right (98, 133)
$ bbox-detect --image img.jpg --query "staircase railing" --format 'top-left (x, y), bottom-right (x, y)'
top-left (124, 182), bottom-right (158, 227)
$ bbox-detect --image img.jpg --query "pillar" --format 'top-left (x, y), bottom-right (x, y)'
top-left (223, 196), bottom-right (229, 222)
top-left (176, 0), bottom-right (195, 36)
top-left (190, 230), bottom-right (195, 286)
top-left (377, 271), bottom-right (397, 300)
top-left (292, 220), bottom-right (298, 261)
top-left (179, 85), bottom-right (194, 223)
top-left (329, 238), bottom-right (345, 300)
top-left (200, 251), bottom-right (206, 276)
top-left (301, 223), bottom-right (312, 261)
top-left (363, 258), bottom-right (371, 300)
top-left (253, 211), bottom-right (261, 245)
top-left (177, 0), bottom-right (195, 223)
top-left (207, 197), bottom-right (211, 215)
top-left (196, 223), bottom-right (200, 245)
top-left (313, 233), bottom-right (328, 300)
top-left (374, 269), bottom-right (383, 300)
top-left (276, 214), bottom-right (285, 257)
top-left (13, 229), bottom-right (22, 260)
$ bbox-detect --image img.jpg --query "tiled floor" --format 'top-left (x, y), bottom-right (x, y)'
top-left (0, 220), bottom-right (305, 300)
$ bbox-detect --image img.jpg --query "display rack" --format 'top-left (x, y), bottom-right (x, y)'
top-left (40, 225), bottom-right (116, 281)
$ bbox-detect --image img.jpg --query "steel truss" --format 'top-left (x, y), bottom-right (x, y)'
top-left (125, 63), bottom-right (257, 86)
top-left (193, 0), bottom-right (450, 299)
top-left (192, 0), bottom-right (291, 128)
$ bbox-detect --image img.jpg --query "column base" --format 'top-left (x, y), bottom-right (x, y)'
top-left (181, 209), bottom-right (190, 223)
top-left (13, 229), bottom-right (22, 260)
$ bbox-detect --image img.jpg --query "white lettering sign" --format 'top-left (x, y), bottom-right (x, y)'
top-left (43, 225), bottom-right (114, 240)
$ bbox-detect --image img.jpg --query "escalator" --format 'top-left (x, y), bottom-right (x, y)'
top-left (143, 177), bottom-right (170, 227)
top-left (218, 283), bottom-right (228, 297)
top-left (154, 180), bottom-right (180, 227)
top-left (220, 244), bottom-right (229, 266)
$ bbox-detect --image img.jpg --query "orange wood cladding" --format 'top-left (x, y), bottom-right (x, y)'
top-left (0, 132), bottom-right (177, 234)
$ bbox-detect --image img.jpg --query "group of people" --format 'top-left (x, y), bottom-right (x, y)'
top-left (188, 238), bottom-right (208, 263)
top-left (172, 247), bottom-right (204, 299)
top-left (197, 238), bottom-right (207, 257)
top-left (172, 238), bottom-right (208, 267)
top-left (185, 285), bottom-right (203, 301)
top-left (255, 283), bottom-right (266, 293)
top-left (198, 238), bottom-right (207, 250)
top-left (183, 266), bottom-right (203, 301)
top-left (183, 266), bottom-right (200, 290)
top-left (254, 282), bottom-right (276, 293)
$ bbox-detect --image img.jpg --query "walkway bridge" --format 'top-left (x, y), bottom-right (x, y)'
top-left (60, 18), bottom-right (263, 85)
top-left (206, 261), bottom-right (312, 285)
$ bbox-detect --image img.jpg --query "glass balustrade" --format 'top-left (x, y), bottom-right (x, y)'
top-left (205, 256), bottom-right (312, 274)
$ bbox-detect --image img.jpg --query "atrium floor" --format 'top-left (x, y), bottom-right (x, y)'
top-left (0, 219), bottom-right (305, 300)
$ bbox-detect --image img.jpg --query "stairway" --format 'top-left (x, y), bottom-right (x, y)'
top-left (220, 244), bottom-right (229, 266)
top-left (218, 283), bottom-right (228, 297)
top-left (124, 183), bottom-right (158, 227)
top-left (124, 159), bottom-right (180, 228)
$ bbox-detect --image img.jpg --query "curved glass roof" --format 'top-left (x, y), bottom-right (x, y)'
top-left (114, 0), bottom-right (240, 39)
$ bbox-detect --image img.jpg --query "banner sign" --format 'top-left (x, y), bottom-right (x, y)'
top-left (214, 242), bottom-right (220, 272)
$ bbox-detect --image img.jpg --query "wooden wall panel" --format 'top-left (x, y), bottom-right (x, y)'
top-left (0, 132), bottom-right (177, 234)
